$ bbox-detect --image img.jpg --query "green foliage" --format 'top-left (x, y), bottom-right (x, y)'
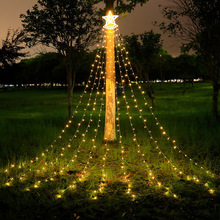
top-left (20, 0), bottom-right (103, 117)
top-left (20, 0), bottom-right (102, 53)
top-left (91, 0), bottom-right (149, 14)
top-left (22, 52), bottom-right (66, 84)
top-left (160, 0), bottom-right (220, 116)
top-left (123, 31), bottom-right (162, 80)
top-left (0, 29), bottom-right (26, 68)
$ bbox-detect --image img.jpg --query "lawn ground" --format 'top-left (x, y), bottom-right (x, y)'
top-left (0, 82), bottom-right (219, 219)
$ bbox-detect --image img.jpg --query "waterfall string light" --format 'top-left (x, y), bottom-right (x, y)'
top-left (3, 35), bottom-right (106, 175)
top-left (91, 141), bottom-right (109, 200)
top-left (2, 16), bottom-right (217, 200)
top-left (6, 37), bottom-right (107, 191)
top-left (114, 29), bottom-right (215, 193)
top-left (114, 34), bottom-right (185, 177)
top-left (115, 28), bottom-right (215, 178)
top-left (3, 32), bottom-right (107, 187)
top-left (115, 94), bottom-right (135, 199)
top-left (91, 64), bottom-right (110, 200)
top-left (57, 75), bottom-right (106, 199)
top-left (115, 48), bottom-right (177, 198)
top-left (32, 40), bottom-right (106, 189)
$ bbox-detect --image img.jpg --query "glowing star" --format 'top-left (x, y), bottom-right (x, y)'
top-left (102, 11), bottom-right (118, 29)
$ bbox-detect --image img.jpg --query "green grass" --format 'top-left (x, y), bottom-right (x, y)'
top-left (0, 83), bottom-right (219, 220)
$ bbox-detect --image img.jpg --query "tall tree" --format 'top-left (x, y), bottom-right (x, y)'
top-left (160, 0), bottom-right (220, 118)
top-left (124, 31), bottom-right (162, 107)
top-left (0, 29), bottom-right (26, 68)
top-left (20, 0), bottom-right (102, 118)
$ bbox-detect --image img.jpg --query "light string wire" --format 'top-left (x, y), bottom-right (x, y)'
top-left (115, 42), bottom-right (177, 198)
top-left (3, 34), bottom-right (106, 175)
top-left (60, 40), bottom-right (106, 172)
top-left (115, 31), bottom-right (186, 177)
top-left (91, 53), bottom-right (109, 200)
top-left (56, 63), bottom-right (106, 199)
top-left (3, 46), bottom-right (103, 188)
top-left (115, 28), bottom-right (215, 194)
top-left (91, 140), bottom-right (108, 200)
top-left (30, 39), bottom-right (106, 190)
top-left (115, 28), bottom-right (215, 178)
top-left (116, 91), bottom-right (135, 200)
top-left (3, 31), bottom-right (106, 187)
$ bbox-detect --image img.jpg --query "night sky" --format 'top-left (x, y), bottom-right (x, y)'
top-left (0, 0), bottom-right (182, 57)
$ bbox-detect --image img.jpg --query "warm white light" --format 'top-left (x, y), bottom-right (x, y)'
top-left (103, 11), bottom-right (118, 29)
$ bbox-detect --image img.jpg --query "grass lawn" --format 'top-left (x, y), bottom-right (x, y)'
top-left (0, 82), bottom-right (219, 220)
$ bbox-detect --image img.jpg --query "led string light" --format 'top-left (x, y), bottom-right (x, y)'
top-left (91, 53), bottom-right (110, 200)
top-left (115, 48), bottom-right (177, 198)
top-left (59, 46), bottom-right (106, 171)
top-left (2, 32), bottom-right (107, 189)
top-left (36, 38), bottom-right (107, 191)
top-left (114, 34), bottom-right (185, 177)
top-left (115, 28), bottom-right (215, 178)
top-left (56, 81), bottom-right (106, 199)
top-left (30, 44), bottom-right (106, 190)
top-left (3, 34), bottom-right (106, 176)
top-left (52, 40), bottom-right (106, 164)
top-left (91, 142), bottom-right (109, 200)
top-left (115, 29), bottom-right (215, 194)
top-left (115, 32), bottom-right (199, 179)
top-left (2, 19), bottom-right (216, 202)
top-left (66, 63), bottom-right (106, 187)
top-left (115, 94), bottom-right (135, 200)
top-left (3, 47), bottom-right (104, 188)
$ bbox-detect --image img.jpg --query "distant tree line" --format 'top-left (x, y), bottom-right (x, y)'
top-left (160, 0), bottom-right (220, 117)
top-left (0, 48), bottom-right (208, 87)
top-left (0, 50), bottom-right (97, 87)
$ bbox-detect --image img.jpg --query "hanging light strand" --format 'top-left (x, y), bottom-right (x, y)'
top-left (115, 93), bottom-right (135, 199)
top-left (3, 32), bottom-right (106, 188)
top-left (65, 70), bottom-right (106, 192)
top-left (4, 33), bottom-right (106, 174)
top-left (115, 28), bottom-right (214, 177)
top-left (115, 43), bottom-right (177, 198)
top-left (73, 52), bottom-right (107, 183)
top-left (115, 29), bottom-right (215, 194)
top-left (21, 43), bottom-right (106, 191)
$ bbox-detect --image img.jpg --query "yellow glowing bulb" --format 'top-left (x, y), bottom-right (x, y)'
top-left (209, 189), bottom-right (214, 194)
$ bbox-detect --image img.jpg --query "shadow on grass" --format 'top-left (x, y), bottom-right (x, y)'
top-left (0, 177), bottom-right (219, 220)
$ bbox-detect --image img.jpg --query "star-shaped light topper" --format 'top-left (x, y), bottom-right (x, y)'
top-left (102, 11), bottom-right (119, 29)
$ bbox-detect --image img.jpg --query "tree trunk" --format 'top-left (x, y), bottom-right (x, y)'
top-left (67, 81), bottom-right (74, 118)
top-left (104, 0), bottom-right (116, 141)
top-left (65, 54), bottom-right (76, 119)
top-left (145, 72), bottom-right (155, 108)
top-left (106, 0), bottom-right (114, 11)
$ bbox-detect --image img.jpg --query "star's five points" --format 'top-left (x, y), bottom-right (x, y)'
top-left (103, 11), bottom-right (118, 29)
